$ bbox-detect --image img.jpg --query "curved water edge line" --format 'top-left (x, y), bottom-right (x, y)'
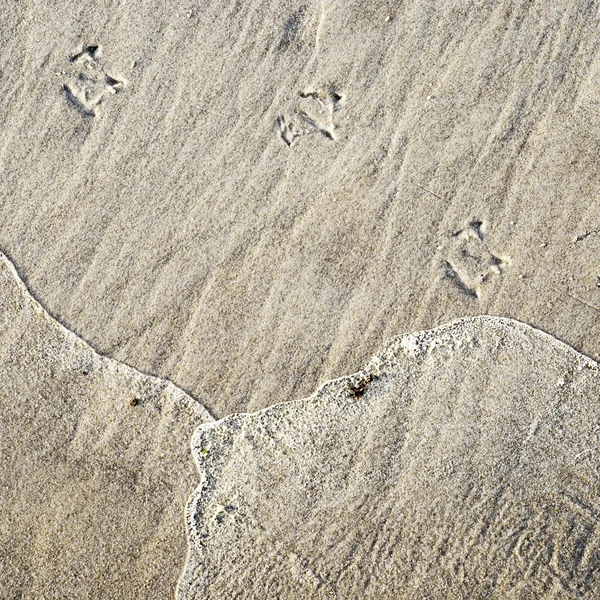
top-left (0, 249), bottom-right (215, 420)
top-left (187, 315), bottom-right (597, 446)
top-left (176, 314), bottom-right (600, 596)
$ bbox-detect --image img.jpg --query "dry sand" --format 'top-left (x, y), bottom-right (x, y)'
top-left (2, 0), bottom-right (600, 418)
top-left (0, 251), bottom-right (212, 598)
top-left (181, 316), bottom-right (600, 599)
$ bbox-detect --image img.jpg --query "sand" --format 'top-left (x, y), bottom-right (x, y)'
top-left (2, 0), bottom-right (600, 418)
top-left (0, 251), bottom-right (212, 598)
top-left (2, 0), bottom-right (600, 597)
top-left (180, 316), bottom-right (600, 599)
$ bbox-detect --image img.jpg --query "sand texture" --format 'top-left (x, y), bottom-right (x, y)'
top-left (0, 252), bottom-right (212, 599)
top-left (3, 0), bottom-right (600, 597)
top-left (181, 317), bottom-right (600, 599)
top-left (2, 1), bottom-right (600, 418)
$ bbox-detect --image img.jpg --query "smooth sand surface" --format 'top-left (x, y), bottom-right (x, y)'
top-left (181, 316), bottom-right (600, 599)
top-left (2, 1), bottom-right (600, 417)
top-left (0, 252), bottom-right (212, 599)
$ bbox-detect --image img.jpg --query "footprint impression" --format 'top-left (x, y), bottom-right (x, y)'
top-left (62, 45), bottom-right (125, 118)
top-left (442, 220), bottom-right (510, 299)
top-left (277, 89), bottom-right (344, 147)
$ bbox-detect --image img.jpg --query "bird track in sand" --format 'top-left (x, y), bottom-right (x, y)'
top-left (442, 220), bottom-right (510, 299)
top-left (277, 88), bottom-right (344, 147)
top-left (62, 44), bottom-right (126, 118)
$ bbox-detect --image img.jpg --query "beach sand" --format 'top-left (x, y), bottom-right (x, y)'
top-left (0, 252), bottom-right (212, 598)
top-left (181, 316), bottom-right (600, 599)
top-left (1, 1), bottom-right (600, 419)
top-left (2, 0), bottom-right (600, 597)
